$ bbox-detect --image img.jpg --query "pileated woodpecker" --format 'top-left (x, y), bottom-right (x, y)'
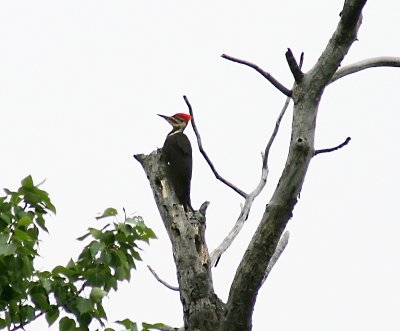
top-left (158, 113), bottom-right (193, 212)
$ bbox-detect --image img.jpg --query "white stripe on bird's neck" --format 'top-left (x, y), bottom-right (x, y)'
top-left (168, 126), bottom-right (186, 136)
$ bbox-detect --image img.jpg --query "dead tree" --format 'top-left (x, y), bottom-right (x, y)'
top-left (135, 1), bottom-right (400, 330)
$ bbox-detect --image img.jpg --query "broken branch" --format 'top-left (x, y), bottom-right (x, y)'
top-left (285, 48), bottom-right (304, 82)
top-left (314, 137), bottom-right (351, 156)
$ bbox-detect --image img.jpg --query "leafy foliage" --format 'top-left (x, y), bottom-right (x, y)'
top-left (0, 176), bottom-right (157, 331)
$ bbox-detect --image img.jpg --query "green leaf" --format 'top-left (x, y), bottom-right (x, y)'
top-left (89, 228), bottom-right (103, 240)
top-left (53, 284), bottom-right (72, 307)
top-left (59, 316), bottom-right (76, 331)
top-left (26, 227), bottom-right (39, 241)
top-left (21, 175), bottom-right (34, 189)
top-left (20, 305), bottom-right (36, 323)
top-left (85, 268), bottom-right (107, 287)
top-left (35, 214), bottom-right (49, 233)
top-left (104, 276), bottom-right (118, 292)
top-left (135, 224), bottom-right (157, 243)
top-left (17, 215), bottom-right (33, 227)
top-left (142, 322), bottom-right (166, 330)
top-left (89, 287), bottom-right (107, 303)
top-left (0, 233), bottom-right (9, 244)
top-left (118, 223), bottom-right (132, 237)
top-left (45, 307), bottom-right (59, 326)
top-left (89, 241), bottom-right (105, 258)
top-left (144, 228), bottom-right (157, 240)
top-left (75, 297), bottom-right (94, 314)
top-left (30, 285), bottom-right (51, 310)
top-left (52, 265), bottom-right (78, 278)
top-left (96, 208), bottom-right (118, 220)
top-left (99, 251), bottom-right (111, 265)
top-left (0, 242), bottom-right (16, 256)
top-left (114, 266), bottom-right (128, 281)
top-left (66, 258), bottom-right (76, 269)
top-left (77, 312), bottom-right (92, 329)
top-left (0, 212), bottom-right (12, 225)
top-left (116, 318), bottom-right (138, 331)
top-left (13, 228), bottom-right (36, 242)
top-left (77, 232), bottom-right (91, 241)
top-left (96, 302), bottom-right (107, 320)
top-left (102, 231), bottom-right (115, 245)
top-left (40, 277), bottom-right (53, 293)
top-left (0, 285), bottom-right (19, 301)
top-left (114, 249), bottom-right (128, 266)
top-left (130, 250), bottom-right (142, 261)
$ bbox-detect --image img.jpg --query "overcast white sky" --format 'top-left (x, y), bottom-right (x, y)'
top-left (1, 1), bottom-right (400, 330)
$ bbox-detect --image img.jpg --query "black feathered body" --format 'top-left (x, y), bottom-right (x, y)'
top-left (163, 131), bottom-right (193, 211)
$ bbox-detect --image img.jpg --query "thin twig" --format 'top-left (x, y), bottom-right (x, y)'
top-left (221, 54), bottom-right (292, 97)
top-left (285, 48), bottom-right (304, 82)
top-left (262, 96), bottom-right (291, 169)
top-left (330, 56), bottom-right (400, 84)
top-left (183, 95), bottom-right (248, 198)
top-left (314, 137), bottom-right (351, 156)
top-left (262, 231), bottom-right (290, 285)
top-left (147, 265), bottom-right (179, 291)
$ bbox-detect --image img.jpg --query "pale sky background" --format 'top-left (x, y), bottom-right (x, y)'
top-left (1, 1), bottom-right (400, 330)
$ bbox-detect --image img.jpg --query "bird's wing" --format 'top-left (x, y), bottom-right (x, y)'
top-left (175, 134), bottom-right (192, 156)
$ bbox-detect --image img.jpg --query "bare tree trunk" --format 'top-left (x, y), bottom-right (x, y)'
top-left (219, 1), bottom-right (366, 329)
top-left (134, 151), bottom-right (224, 330)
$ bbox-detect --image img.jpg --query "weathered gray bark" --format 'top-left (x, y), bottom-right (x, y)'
top-left (134, 1), bottom-right (400, 330)
top-left (134, 150), bottom-right (224, 330)
top-left (219, 1), bottom-right (366, 329)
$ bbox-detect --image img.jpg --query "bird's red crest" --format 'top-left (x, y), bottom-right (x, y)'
top-left (174, 113), bottom-right (192, 122)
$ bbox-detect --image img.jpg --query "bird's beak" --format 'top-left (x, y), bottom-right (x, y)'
top-left (158, 114), bottom-right (172, 121)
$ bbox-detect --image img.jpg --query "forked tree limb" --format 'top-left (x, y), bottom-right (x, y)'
top-left (220, 1), bottom-right (367, 330)
top-left (285, 48), bottom-right (304, 82)
top-left (330, 57), bottom-right (400, 84)
top-left (221, 54), bottom-right (292, 97)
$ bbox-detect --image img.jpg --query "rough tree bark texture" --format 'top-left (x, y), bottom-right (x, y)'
top-left (220, 1), bottom-right (366, 329)
top-left (135, 1), bottom-right (373, 330)
top-left (134, 151), bottom-right (224, 330)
